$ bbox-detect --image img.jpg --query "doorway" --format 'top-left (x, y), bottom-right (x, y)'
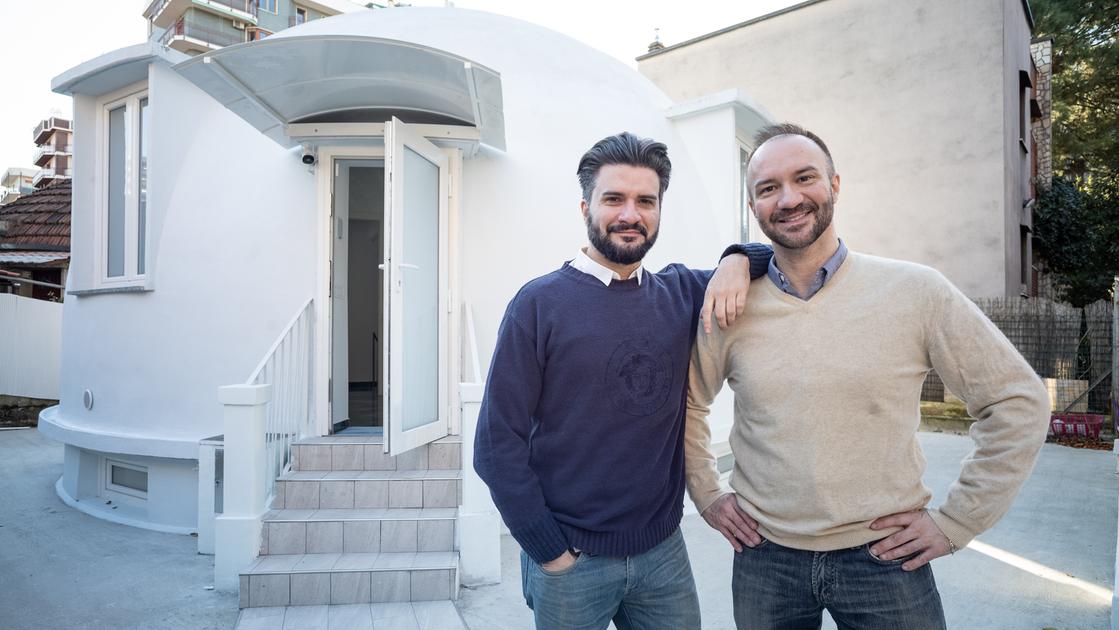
top-left (324, 119), bottom-right (453, 455)
top-left (333, 160), bottom-right (385, 431)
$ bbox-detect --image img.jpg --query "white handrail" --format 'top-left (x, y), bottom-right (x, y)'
top-left (246, 298), bottom-right (314, 385)
top-left (244, 298), bottom-right (315, 504)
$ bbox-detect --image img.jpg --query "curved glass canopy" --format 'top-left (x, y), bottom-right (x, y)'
top-left (174, 35), bottom-right (505, 150)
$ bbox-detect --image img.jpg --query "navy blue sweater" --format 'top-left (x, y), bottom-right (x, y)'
top-left (472, 249), bottom-right (769, 563)
top-left (475, 248), bottom-right (770, 564)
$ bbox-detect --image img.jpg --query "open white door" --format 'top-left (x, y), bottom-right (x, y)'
top-left (384, 118), bottom-right (450, 455)
top-left (331, 160), bottom-right (350, 427)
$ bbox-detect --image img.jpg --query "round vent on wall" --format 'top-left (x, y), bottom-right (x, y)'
top-left (83, 389), bottom-right (94, 410)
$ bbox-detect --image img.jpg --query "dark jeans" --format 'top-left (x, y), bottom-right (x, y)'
top-left (732, 538), bottom-right (946, 630)
top-left (520, 528), bottom-right (701, 630)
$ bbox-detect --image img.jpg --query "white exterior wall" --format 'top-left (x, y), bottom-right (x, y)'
top-left (639, 0), bottom-right (1023, 298)
top-left (58, 444), bottom-right (199, 534)
top-left (53, 62), bottom-right (318, 459)
top-left (284, 9), bottom-right (763, 377)
top-left (0, 294), bottom-right (62, 400)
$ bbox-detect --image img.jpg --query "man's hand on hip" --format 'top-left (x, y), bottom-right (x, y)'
top-left (869, 509), bottom-right (954, 571)
top-left (701, 493), bottom-right (762, 552)
top-left (541, 549), bottom-right (578, 573)
top-left (701, 253), bottom-right (751, 334)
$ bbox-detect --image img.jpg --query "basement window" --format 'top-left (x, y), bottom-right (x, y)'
top-left (105, 459), bottom-right (149, 499)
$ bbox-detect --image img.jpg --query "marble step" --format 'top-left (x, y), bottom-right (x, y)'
top-left (235, 601), bottom-right (468, 630)
top-left (274, 470), bottom-right (463, 510)
top-left (240, 551), bottom-right (459, 608)
top-left (292, 435), bottom-right (462, 473)
top-left (261, 508), bottom-right (457, 555)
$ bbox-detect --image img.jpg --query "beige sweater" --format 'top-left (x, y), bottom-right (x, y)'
top-left (685, 252), bottom-right (1051, 551)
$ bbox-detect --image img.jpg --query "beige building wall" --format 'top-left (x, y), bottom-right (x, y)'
top-left (638, 0), bottom-right (1036, 297)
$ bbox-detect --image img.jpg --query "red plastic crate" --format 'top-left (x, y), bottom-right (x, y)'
top-left (1048, 413), bottom-right (1105, 439)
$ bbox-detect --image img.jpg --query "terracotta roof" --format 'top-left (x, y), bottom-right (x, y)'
top-left (0, 180), bottom-right (71, 251)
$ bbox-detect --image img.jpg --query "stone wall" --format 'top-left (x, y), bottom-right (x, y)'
top-left (1031, 39), bottom-right (1053, 189)
top-left (0, 395), bottom-right (55, 427)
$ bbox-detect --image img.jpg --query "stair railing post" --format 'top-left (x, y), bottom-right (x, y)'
top-left (214, 383), bottom-right (271, 592)
top-left (458, 381), bottom-right (502, 586)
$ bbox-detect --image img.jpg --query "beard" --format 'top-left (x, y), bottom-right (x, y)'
top-left (586, 216), bottom-right (659, 265)
top-left (757, 194), bottom-right (834, 250)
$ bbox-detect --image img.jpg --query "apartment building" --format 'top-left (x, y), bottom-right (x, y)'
top-left (144, 0), bottom-right (349, 55)
top-left (31, 117), bottom-right (72, 190)
top-left (1, 168), bottom-right (36, 206)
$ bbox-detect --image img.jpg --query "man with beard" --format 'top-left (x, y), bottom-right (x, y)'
top-left (474, 132), bottom-right (772, 629)
top-left (684, 123), bottom-right (1050, 629)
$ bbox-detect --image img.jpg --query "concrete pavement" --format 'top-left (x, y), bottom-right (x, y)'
top-left (458, 432), bottom-right (1118, 630)
top-left (0, 428), bottom-right (238, 630)
top-left (1, 428), bottom-right (1114, 629)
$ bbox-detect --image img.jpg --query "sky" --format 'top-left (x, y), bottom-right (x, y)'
top-left (0, 0), bottom-right (798, 172)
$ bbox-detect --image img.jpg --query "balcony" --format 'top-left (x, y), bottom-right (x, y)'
top-left (1, 168), bottom-right (36, 190)
top-left (33, 143), bottom-right (71, 168)
top-left (32, 117), bottom-right (71, 146)
top-left (146, 0), bottom-right (258, 29)
top-left (32, 168), bottom-right (73, 189)
top-left (161, 16), bottom-right (249, 53)
top-left (0, 189), bottom-right (21, 206)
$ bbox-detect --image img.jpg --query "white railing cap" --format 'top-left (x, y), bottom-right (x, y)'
top-left (218, 383), bottom-right (272, 406)
top-left (459, 382), bottom-right (485, 404)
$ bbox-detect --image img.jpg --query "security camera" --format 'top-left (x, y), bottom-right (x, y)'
top-left (301, 143), bottom-right (316, 165)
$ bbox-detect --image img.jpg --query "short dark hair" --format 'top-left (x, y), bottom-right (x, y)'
top-left (752, 123), bottom-right (835, 178)
top-left (576, 132), bottom-right (671, 203)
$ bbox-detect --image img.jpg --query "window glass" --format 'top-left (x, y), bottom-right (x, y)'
top-left (111, 464), bottom-right (148, 493)
top-left (107, 106), bottom-right (127, 278)
top-left (260, 0), bottom-right (277, 13)
top-left (138, 99), bottom-right (149, 275)
top-left (401, 147), bottom-right (440, 431)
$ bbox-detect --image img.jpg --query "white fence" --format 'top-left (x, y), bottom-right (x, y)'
top-left (0, 293), bottom-right (62, 400)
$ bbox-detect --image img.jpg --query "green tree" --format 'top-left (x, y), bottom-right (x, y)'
top-left (1032, 177), bottom-right (1118, 306)
top-left (1030, 1), bottom-right (1118, 304)
top-left (1031, 0), bottom-right (1119, 190)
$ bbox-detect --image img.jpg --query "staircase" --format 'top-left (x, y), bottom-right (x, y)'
top-left (234, 433), bottom-right (468, 629)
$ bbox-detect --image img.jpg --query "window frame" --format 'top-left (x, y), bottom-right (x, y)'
top-left (260, 0), bottom-right (278, 14)
top-left (736, 139), bottom-right (753, 244)
top-left (94, 81), bottom-right (151, 290)
top-left (102, 457), bottom-right (149, 503)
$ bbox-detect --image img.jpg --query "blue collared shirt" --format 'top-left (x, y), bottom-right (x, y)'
top-left (768, 240), bottom-right (848, 300)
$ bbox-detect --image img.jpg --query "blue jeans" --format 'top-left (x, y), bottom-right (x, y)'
top-left (520, 528), bottom-right (701, 630)
top-left (731, 538), bottom-right (946, 630)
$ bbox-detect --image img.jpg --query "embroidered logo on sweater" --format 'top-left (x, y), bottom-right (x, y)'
top-left (606, 338), bottom-right (673, 416)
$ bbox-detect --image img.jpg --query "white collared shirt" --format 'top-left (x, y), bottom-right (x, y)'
top-left (570, 248), bottom-right (644, 286)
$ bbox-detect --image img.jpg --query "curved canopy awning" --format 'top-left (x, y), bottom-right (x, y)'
top-left (174, 35), bottom-right (505, 150)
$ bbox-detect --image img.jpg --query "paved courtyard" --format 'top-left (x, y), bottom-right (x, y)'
top-left (458, 432), bottom-right (1118, 630)
top-left (1, 428), bottom-right (1115, 629)
top-left (0, 427), bottom-right (238, 630)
